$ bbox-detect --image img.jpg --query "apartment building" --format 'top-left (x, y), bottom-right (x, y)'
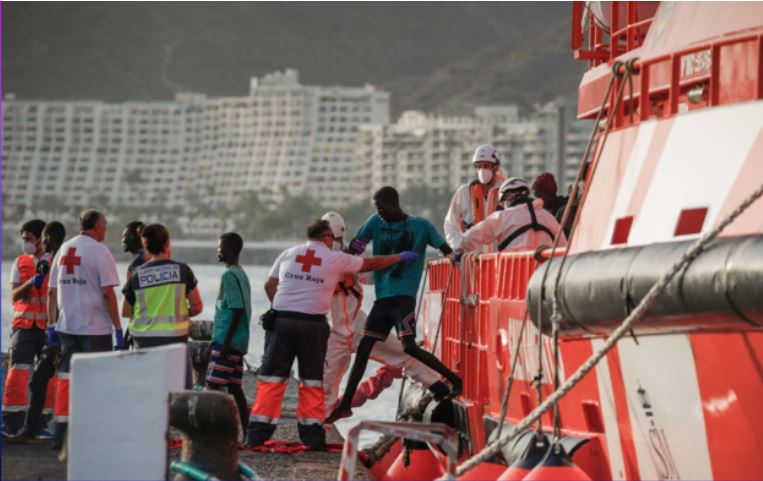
top-left (356, 100), bottom-right (591, 197)
top-left (2, 69), bottom-right (389, 213)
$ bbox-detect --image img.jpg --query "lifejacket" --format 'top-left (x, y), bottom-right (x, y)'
top-left (12, 255), bottom-right (48, 330)
top-left (498, 198), bottom-right (556, 251)
top-left (468, 180), bottom-right (502, 229)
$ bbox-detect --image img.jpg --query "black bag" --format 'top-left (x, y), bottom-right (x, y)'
top-left (259, 309), bottom-right (276, 331)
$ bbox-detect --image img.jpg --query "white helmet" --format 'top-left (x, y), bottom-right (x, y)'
top-left (321, 211), bottom-right (346, 238)
top-left (499, 177), bottom-right (529, 196)
top-left (471, 144), bottom-right (501, 165)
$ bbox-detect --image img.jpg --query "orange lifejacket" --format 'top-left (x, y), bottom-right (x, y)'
top-left (469, 181), bottom-right (502, 227)
top-left (12, 255), bottom-right (48, 330)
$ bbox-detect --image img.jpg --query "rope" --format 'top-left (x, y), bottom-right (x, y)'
top-left (454, 179), bottom-right (763, 476)
top-left (532, 62), bottom-right (632, 441)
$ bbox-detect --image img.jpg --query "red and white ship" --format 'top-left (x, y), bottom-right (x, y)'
top-left (353, 3), bottom-right (763, 480)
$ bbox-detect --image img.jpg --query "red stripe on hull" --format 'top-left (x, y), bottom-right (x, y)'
top-left (605, 347), bottom-right (641, 481)
top-left (689, 332), bottom-right (763, 480)
top-left (716, 128), bottom-right (763, 236)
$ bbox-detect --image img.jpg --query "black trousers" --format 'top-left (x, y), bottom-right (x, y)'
top-left (248, 315), bottom-right (329, 448)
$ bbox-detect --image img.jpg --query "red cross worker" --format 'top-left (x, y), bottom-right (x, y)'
top-left (246, 219), bottom-right (416, 450)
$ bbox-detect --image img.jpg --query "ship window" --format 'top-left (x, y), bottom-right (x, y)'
top-left (611, 216), bottom-right (634, 245)
top-left (674, 208), bottom-right (707, 236)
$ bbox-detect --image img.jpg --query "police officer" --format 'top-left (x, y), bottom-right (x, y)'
top-left (245, 219), bottom-right (417, 450)
top-left (122, 224), bottom-right (203, 388)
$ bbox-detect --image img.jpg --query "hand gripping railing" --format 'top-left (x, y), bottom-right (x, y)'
top-left (337, 421), bottom-right (459, 481)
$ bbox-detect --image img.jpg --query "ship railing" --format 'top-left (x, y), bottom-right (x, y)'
top-left (337, 421), bottom-right (458, 481)
top-left (425, 246), bottom-right (564, 450)
top-left (572, 1), bottom-right (656, 68)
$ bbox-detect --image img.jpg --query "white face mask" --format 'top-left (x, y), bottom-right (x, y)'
top-left (477, 168), bottom-right (494, 184)
top-left (22, 241), bottom-right (37, 256)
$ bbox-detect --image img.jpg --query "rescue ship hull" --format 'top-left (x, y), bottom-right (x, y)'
top-left (389, 3), bottom-right (763, 480)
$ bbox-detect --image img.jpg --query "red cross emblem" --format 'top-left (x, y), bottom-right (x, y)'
top-left (295, 249), bottom-right (322, 273)
top-left (60, 247), bottom-right (81, 274)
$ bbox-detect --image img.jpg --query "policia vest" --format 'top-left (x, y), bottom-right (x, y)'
top-left (124, 260), bottom-right (197, 338)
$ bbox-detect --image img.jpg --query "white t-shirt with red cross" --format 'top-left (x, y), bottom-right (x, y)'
top-left (49, 234), bottom-right (121, 335)
top-left (269, 240), bottom-right (364, 315)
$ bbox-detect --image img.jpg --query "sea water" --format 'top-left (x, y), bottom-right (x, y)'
top-left (1, 260), bottom-right (406, 445)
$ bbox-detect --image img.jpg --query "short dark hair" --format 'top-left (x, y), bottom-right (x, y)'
top-left (219, 232), bottom-right (243, 256)
top-left (306, 219), bottom-right (332, 240)
top-left (141, 224), bottom-right (170, 255)
top-left (125, 220), bottom-right (145, 235)
top-left (43, 221), bottom-right (66, 245)
top-left (373, 186), bottom-right (399, 206)
top-left (20, 219), bottom-right (46, 238)
top-left (79, 209), bottom-right (102, 231)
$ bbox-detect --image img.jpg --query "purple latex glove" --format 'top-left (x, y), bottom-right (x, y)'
top-left (349, 237), bottom-right (369, 254)
top-left (399, 251), bottom-right (418, 262)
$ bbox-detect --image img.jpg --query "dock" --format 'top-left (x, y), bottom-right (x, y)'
top-left (1, 354), bottom-right (370, 480)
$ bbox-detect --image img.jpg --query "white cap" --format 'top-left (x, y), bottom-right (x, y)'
top-left (472, 144), bottom-right (501, 165)
top-left (499, 177), bottom-right (529, 195)
top-left (321, 211), bottom-right (346, 238)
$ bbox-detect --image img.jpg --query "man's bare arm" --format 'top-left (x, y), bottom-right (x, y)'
top-left (264, 276), bottom-right (279, 303)
top-left (187, 288), bottom-right (203, 317)
top-left (102, 286), bottom-right (122, 331)
top-left (121, 297), bottom-right (134, 318)
top-left (47, 288), bottom-right (58, 326)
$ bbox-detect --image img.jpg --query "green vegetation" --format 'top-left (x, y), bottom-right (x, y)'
top-left (228, 184), bottom-right (452, 241)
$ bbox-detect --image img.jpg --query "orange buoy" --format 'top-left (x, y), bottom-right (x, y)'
top-left (457, 461), bottom-right (506, 480)
top-left (497, 436), bottom-right (550, 480)
top-left (522, 445), bottom-right (591, 481)
top-left (384, 448), bottom-right (446, 481)
top-left (369, 439), bottom-right (403, 480)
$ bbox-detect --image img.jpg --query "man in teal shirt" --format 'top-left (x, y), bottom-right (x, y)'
top-left (206, 232), bottom-right (251, 435)
top-left (325, 186), bottom-right (462, 424)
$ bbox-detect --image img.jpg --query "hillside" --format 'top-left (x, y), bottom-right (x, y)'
top-left (3, 2), bottom-right (585, 115)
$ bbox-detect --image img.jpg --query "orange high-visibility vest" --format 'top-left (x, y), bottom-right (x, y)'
top-left (12, 255), bottom-right (48, 330)
top-left (469, 181), bottom-right (502, 227)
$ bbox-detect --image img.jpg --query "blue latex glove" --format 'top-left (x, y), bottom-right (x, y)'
top-left (349, 237), bottom-right (369, 254)
top-left (47, 327), bottom-right (60, 349)
top-left (32, 272), bottom-right (45, 289)
top-left (114, 329), bottom-right (125, 350)
top-left (399, 251), bottom-right (418, 262)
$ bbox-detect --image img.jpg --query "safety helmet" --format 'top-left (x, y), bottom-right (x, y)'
top-left (321, 211), bottom-right (346, 238)
top-left (471, 144), bottom-right (501, 165)
top-left (499, 177), bottom-right (530, 196)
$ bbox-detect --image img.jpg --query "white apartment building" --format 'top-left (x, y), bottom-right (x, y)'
top-left (356, 100), bottom-right (591, 197)
top-left (2, 69), bottom-right (389, 214)
top-left (2, 98), bottom-right (190, 211)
